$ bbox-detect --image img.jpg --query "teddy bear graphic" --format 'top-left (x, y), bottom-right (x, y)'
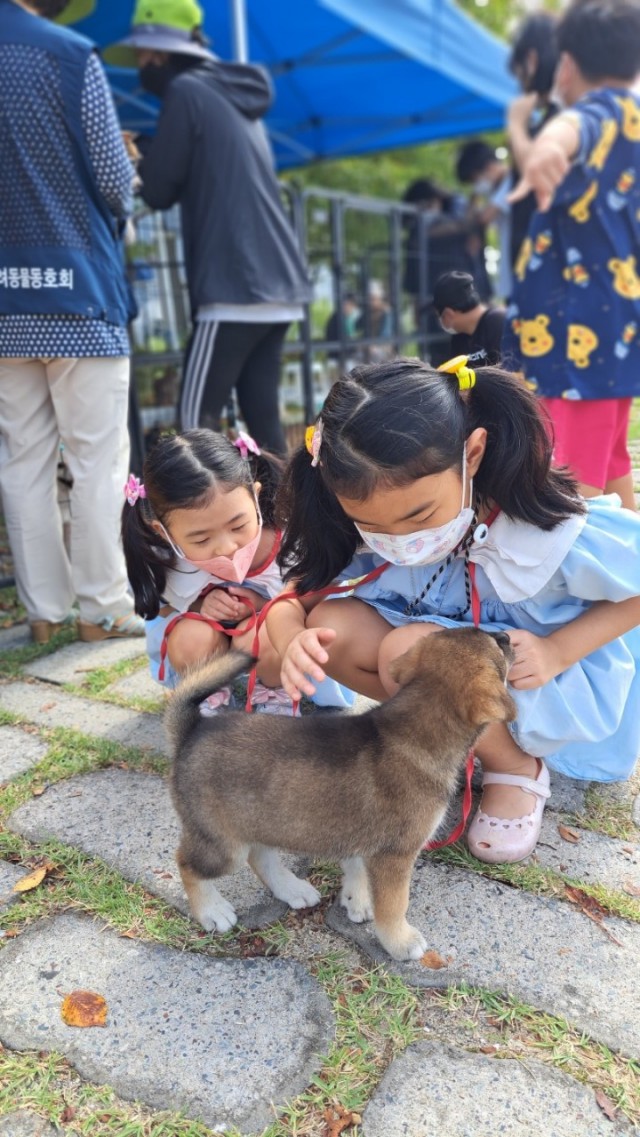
top-left (567, 325), bottom-right (599, 368)
top-left (608, 255), bottom-right (640, 299)
top-left (512, 315), bottom-right (555, 357)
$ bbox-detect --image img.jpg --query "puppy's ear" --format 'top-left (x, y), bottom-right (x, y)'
top-left (464, 672), bottom-right (517, 727)
top-left (387, 637), bottom-right (431, 688)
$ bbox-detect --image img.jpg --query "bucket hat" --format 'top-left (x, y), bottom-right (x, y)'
top-left (105, 0), bottom-right (214, 68)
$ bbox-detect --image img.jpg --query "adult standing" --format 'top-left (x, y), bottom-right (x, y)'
top-left (110, 0), bottom-right (312, 455)
top-left (0, 0), bottom-right (144, 643)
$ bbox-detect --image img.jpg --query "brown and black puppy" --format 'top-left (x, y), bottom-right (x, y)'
top-left (166, 627), bottom-right (515, 961)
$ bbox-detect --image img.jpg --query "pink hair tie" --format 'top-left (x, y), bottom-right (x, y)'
top-left (233, 430), bottom-right (261, 459)
top-left (124, 474), bottom-right (146, 506)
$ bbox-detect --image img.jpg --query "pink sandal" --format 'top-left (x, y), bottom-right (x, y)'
top-left (467, 760), bottom-right (550, 865)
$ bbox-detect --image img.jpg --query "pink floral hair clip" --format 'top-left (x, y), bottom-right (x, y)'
top-left (304, 420), bottom-right (323, 467)
top-left (124, 474), bottom-right (146, 506)
top-left (233, 430), bottom-right (261, 459)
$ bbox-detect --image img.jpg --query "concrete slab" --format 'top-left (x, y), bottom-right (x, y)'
top-left (0, 914), bottom-right (335, 1134)
top-left (326, 860), bottom-right (640, 1056)
top-left (533, 815), bottom-right (640, 892)
top-left (362, 1042), bottom-right (636, 1137)
top-left (107, 668), bottom-right (165, 705)
top-left (24, 639), bottom-right (146, 685)
top-left (0, 860), bottom-right (27, 914)
top-left (0, 625), bottom-right (31, 652)
top-left (8, 769), bottom-right (296, 929)
top-left (0, 683), bottom-right (167, 756)
top-left (0, 1114), bottom-right (65, 1137)
top-left (0, 726), bottom-right (48, 782)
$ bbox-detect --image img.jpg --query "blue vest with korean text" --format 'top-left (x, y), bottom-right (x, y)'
top-left (0, 0), bottom-right (129, 325)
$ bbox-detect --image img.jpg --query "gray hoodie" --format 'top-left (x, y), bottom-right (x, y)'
top-left (140, 59), bottom-right (311, 312)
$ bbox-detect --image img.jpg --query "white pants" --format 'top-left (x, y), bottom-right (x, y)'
top-left (0, 356), bottom-right (133, 624)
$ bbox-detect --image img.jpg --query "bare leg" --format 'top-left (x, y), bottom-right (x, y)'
top-left (248, 845), bottom-right (321, 908)
top-left (307, 598), bottom-right (392, 700)
top-left (167, 619), bottom-right (228, 673)
top-left (367, 853), bottom-right (426, 961)
top-left (605, 472), bottom-right (637, 511)
top-left (474, 721), bottom-right (541, 820)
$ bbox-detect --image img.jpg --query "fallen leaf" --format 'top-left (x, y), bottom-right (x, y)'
top-left (557, 947), bottom-right (572, 956)
top-left (59, 1106), bottom-right (76, 1124)
top-left (479, 1044), bottom-right (499, 1054)
top-left (3, 929), bottom-right (20, 939)
top-left (558, 824), bottom-right (580, 844)
top-left (323, 1105), bottom-right (361, 1137)
top-left (60, 990), bottom-right (107, 1028)
top-left (622, 845), bottom-right (636, 854)
top-left (31, 785), bottom-right (46, 797)
top-left (595, 1089), bottom-right (618, 1121)
top-left (420, 950), bottom-right (449, 970)
top-left (622, 880), bottom-right (640, 897)
top-left (39, 702), bottom-right (56, 712)
top-left (12, 862), bottom-right (54, 893)
top-left (564, 885), bottom-right (624, 947)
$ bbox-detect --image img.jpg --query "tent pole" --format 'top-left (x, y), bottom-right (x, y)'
top-left (230, 0), bottom-right (248, 62)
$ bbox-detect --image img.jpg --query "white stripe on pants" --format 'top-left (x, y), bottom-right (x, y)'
top-left (0, 356), bottom-right (133, 623)
top-left (180, 320), bottom-right (219, 430)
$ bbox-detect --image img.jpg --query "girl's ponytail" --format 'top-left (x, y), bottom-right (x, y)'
top-left (121, 498), bottom-right (171, 619)
top-left (465, 368), bottom-right (585, 528)
top-left (277, 445), bottom-right (358, 591)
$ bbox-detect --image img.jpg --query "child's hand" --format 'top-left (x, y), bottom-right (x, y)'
top-left (506, 629), bottom-right (564, 689)
top-left (280, 627), bottom-right (337, 700)
top-left (200, 588), bottom-right (249, 624)
top-left (226, 586), bottom-right (264, 618)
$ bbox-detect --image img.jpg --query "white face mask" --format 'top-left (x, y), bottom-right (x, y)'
top-left (440, 321), bottom-right (457, 336)
top-left (354, 451), bottom-right (475, 567)
top-left (474, 176), bottom-right (494, 196)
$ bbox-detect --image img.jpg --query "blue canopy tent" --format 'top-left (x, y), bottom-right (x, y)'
top-left (60, 0), bottom-right (516, 167)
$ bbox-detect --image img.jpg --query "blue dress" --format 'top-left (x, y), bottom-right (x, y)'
top-left (337, 496), bottom-right (640, 782)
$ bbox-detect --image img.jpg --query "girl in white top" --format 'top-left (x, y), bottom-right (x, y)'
top-left (122, 428), bottom-right (295, 714)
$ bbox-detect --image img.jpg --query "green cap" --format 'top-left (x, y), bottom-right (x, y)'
top-left (104, 0), bottom-right (212, 69)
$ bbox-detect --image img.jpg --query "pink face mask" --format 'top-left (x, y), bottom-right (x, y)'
top-left (160, 507), bottom-right (263, 584)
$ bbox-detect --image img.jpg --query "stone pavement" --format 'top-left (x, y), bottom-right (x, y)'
top-left (0, 629), bottom-right (639, 1136)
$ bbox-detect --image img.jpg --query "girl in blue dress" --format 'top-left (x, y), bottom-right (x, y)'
top-left (268, 356), bottom-right (640, 865)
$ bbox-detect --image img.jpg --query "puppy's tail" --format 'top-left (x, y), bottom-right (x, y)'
top-left (164, 651), bottom-right (255, 754)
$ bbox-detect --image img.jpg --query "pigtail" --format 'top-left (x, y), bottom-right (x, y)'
top-left (246, 447), bottom-right (285, 530)
top-left (277, 445), bottom-right (359, 591)
top-left (121, 499), bottom-right (173, 619)
top-left (465, 368), bottom-right (585, 528)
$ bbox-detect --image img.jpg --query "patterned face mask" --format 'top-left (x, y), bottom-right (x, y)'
top-left (354, 450), bottom-right (475, 567)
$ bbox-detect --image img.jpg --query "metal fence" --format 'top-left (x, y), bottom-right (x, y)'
top-left (127, 184), bottom-right (450, 456)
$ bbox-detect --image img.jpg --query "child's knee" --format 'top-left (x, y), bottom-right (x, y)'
top-left (167, 621), bottom-right (226, 672)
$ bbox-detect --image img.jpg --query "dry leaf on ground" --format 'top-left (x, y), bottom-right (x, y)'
top-left (622, 880), bottom-right (640, 897)
top-left (60, 990), bottom-right (108, 1028)
top-left (12, 862), bottom-right (54, 893)
top-left (564, 885), bottom-right (624, 946)
top-left (323, 1105), bottom-right (361, 1137)
top-left (420, 950), bottom-right (449, 970)
top-left (558, 823), bottom-right (580, 844)
top-left (595, 1088), bottom-right (618, 1120)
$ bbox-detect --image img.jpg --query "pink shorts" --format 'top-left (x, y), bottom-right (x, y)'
top-left (541, 397), bottom-right (633, 489)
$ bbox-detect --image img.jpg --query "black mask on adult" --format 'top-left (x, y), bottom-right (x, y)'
top-left (139, 55), bottom-right (199, 99)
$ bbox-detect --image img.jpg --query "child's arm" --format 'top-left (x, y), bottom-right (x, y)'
top-left (509, 112), bottom-right (581, 212)
top-left (265, 592), bottom-right (336, 700)
top-left (508, 595), bottom-right (640, 690)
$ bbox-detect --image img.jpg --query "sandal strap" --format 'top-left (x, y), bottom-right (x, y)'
top-left (481, 771), bottom-right (551, 800)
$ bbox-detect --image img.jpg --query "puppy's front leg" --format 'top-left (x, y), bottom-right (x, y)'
top-left (178, 860), bottom-right (238, 933)
top-left (366, 853), bottom-right (426, 961)
top-left (340, 857), bottom-right (373, 923)
top-left (248, 845), bottom-right (321, 909)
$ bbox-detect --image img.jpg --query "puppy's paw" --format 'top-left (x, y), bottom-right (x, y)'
top-left (340, 882), bottom-right (374, 923)
top-left (279, 876), bottom-right (322, 910)
top-left (377, 923), bottom-right (428, 962)
top-left (195, 894), bottom-right (238, 934)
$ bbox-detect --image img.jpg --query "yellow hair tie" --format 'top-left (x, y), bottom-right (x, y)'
top-left (438, 354), bottom-right (476, 391)
top-left (305, 421), bottom-right (323, 466)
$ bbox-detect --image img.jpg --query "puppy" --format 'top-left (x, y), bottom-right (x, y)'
top-left (166, 628), bottom-right (515, 961)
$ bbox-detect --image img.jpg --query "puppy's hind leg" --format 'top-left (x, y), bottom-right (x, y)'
top-left (248, 845), bottom-right (321, 909)
top-left (366, 853), bottom-right (426, 962)
top-left (340, 857), bottom-right (373, 923)
top-left (177, 837), bottom-right (247, 933)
